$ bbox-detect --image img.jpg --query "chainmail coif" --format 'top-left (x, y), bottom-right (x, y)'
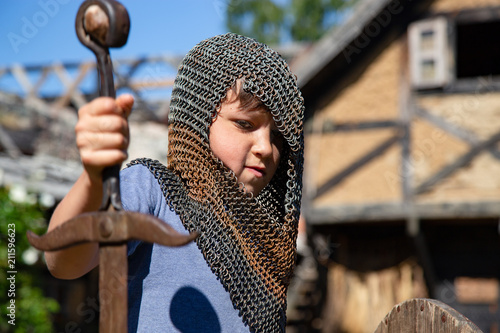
top-left (129, 33), bottom-right (304, 332)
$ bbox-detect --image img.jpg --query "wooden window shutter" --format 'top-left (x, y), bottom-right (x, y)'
top-left (408, 16), bottom-right (453, 89)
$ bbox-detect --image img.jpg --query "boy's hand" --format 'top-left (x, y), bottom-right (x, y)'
top-left (75, 94), bottom-right (134, 183)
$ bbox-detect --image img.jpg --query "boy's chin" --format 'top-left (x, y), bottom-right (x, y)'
top-left (242, 184), bottom-right (266, 197)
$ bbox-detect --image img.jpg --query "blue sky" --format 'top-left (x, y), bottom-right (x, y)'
top-left (0, 0), bottom-right (229, 67)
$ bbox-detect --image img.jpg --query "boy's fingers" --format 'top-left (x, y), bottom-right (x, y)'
top-left (77, 132), bottom-right (129, 151)
top-left (81, 149), bottom-right (128, 168)
top-left (80, 97), bottom-right (116, 116)
top-left (79, 95), bottom-right (133, 118)
top-left (116, 94), bottom-right (134, 118)
top-left (76, 114), bottom-right (128, 135)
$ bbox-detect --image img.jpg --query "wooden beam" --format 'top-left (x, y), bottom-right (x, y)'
top-left (113, 58), bottom-right (142, 89)
top-left (416, 107), bottom-right (500, 160)
top-left (10, 64), bottom-right (59, 118)
top-left (399, 32), bottom-right (413, 206)
top-left (128, 78), bottom-right (175, 89)
top-left (0, 125), bottom-right (21, 158)
top-left (454, 5), bottom-right (500, 24)
top-left (412, 232), bottom-right (438, 297)
top-left (32, 67), bottom-right (51, 97)
top-left (440, 75), bottom-right (500, 94)
top-left (53, 62), bottom-right (92, 109)
top-left (305, 120), bottom-right (399, 134)
top-left (313, 134), bottom-right (400, 199)
top-left (113, 61), bottom-right (145, 98)
top-left (305, 200), bottom-right (500, 225)
top-left (11, 63), bottom-right (35, 94)
top-left (416, 107), bottom-right (478, 144)
top-left (305, 201), bottom-right (406, 224)
top-left (0, 154), bottom-right (82, 199)
top-left (16, 55), bottom-right (182, 72)
top-left (414, 130), bottom-right (500, 195)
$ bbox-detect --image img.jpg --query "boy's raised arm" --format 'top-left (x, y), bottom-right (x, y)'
top-left (45, 94), bottom-right (134, 279)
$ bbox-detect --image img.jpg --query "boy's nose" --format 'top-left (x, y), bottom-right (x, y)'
top-left (252, 129), bottom-right (274, 158)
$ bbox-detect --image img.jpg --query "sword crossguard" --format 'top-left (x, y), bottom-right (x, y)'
top-left (27, 211), bottom-right (199, 252)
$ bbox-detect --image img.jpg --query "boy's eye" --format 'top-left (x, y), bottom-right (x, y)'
top-left (235, 120), bottom-right (253, 129)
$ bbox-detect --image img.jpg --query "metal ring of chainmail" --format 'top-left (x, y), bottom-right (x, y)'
top-left (128, 32), bottom-right (304, 332)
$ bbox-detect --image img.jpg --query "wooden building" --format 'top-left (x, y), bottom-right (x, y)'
top-left (291, 0), bottom-right (500, 331)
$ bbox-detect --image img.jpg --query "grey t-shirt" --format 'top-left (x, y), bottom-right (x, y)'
top-left (121, 164), bottom-right (249, 332)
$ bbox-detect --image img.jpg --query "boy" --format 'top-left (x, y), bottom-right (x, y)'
top-left (46, 33), bottom-right (304, 332)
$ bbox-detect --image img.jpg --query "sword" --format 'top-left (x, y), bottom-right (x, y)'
top-left (27, 1), bottom-right (198, 332)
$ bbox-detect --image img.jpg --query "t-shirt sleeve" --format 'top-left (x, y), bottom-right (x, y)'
top-left (120, 164), bottom-right (164, 215)
top-left (120, 164), bottom-right (165, 256)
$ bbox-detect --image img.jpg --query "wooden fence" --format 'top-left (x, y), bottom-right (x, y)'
top-left (0, 56), bottom-right (180, 198)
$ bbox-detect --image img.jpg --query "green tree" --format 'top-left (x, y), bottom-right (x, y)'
top-left (0, 187), bottom-right (59, 333)
top-left (226, 0), bottom-right (358, 45)
top-left (227, 0), bottom-right (284, 45)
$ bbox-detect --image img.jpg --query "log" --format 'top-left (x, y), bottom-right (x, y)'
top-left (374, 298), bottom-right (483, 333)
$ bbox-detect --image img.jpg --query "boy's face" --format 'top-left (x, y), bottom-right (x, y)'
top-left (209, 90), bottom-right (283, 196)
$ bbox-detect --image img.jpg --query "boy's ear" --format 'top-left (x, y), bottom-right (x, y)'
top-left (211, 106), bottom-right (221, 123)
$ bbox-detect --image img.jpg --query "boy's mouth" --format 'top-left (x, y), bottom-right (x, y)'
top-left (246, 166), bottom-right (265, 178)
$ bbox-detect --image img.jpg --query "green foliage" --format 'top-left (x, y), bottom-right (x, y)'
top-left (290, 0), bottom-right (327, 41)
top-left (0, 187), bottom-right (59, 333)
top-left (226, 0), bottom-right (358, 45)
top-left (227, 0), bottom-right (284, 45)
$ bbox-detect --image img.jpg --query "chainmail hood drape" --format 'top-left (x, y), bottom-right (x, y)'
top-left (129, 33), bottom-right (304, 332)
